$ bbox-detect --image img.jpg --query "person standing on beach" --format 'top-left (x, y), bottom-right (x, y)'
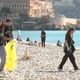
top-left (58, 28), bottom-right (79, 71)
top-left (4, 19), bottom-right (17, 72)
top-left (41, 30), bottom-right (46, 47)
top-left (3, 19), bottom-right (13, 43)
top-left (0, 19), bottom-right (6, 71)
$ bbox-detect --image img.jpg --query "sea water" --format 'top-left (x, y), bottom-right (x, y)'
top-left (13, 30), bottom-right (80, 48)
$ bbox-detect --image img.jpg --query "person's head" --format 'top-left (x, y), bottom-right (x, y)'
top-left (5, 19), bottom-right (12, 27)
top-left (42, 30), bottom-right (44, 33)
top-left (67, 28), bottom-right (75, 35)
top-left (58, 40), bottom-right (60, 42)
top-left (34, 41), bottom-right (37, 43)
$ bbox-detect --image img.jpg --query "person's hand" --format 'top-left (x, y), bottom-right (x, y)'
top-left (11, 45), bottom-right (13, 49)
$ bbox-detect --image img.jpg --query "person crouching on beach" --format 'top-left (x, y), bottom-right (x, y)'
top-left (0, 19), bottom-right (6, 71)
top-left (58, 28), bottom-right (79, 71)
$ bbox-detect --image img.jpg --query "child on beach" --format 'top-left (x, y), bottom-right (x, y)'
top-left (0, 19), bottom-right (6, 71)
top-left (58, 28), bottom-right (79, 71)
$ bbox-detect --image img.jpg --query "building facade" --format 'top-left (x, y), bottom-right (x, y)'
top-left (2, 0), bottom-right (30, 15)
top-left (0, 2), bottom-right (3, 10)
top-left (62, 0), bottom-right (73, 4)
top-left (53, 15), bottom-right (77, 26)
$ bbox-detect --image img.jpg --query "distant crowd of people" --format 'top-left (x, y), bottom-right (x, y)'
top-left (17, 30), bottom-right (46, 47)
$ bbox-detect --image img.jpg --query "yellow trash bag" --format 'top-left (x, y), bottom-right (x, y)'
top-left (5, 39), bottom-right (17, 72)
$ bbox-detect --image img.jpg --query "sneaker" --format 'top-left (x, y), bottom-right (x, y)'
top-left (75, 68), bottom-right (79, 71)
top-left (58, 68), bottom-right (62, 71)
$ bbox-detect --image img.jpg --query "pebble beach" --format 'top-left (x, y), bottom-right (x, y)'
top-left (0, 43), bottom-right (80, 80)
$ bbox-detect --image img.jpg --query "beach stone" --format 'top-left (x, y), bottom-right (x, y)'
top-left (2, 44), bottom-right (80, 80)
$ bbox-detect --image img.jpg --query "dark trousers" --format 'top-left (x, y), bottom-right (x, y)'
top-left (0, 46), bottom-right (6, 70)
top-left (59, 53), bottom-right (78, 70)
top-left (41, 38), bottom-right (45, 47)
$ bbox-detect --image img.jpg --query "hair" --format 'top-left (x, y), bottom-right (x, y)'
top-left (6, 19), bottom-right (11, 22)
top-left (67, 28), bottom-right (75, 35)
top-left (65, 28), bottom-right (75, 40)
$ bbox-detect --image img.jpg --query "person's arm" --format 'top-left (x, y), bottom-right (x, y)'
top-left (2, 25), bottom-right (5, 36)
top-left (64, 40), bottom-right (68, 48)
top-left (71, 34), bottom-right (75, 44)
top-left (45, 33), bottom-right (46, 37)
top-left (44, 32), bottom-right (46, 37)
top-left (10, 26), bottom-right (13, 32)
top-left (9, 26), bottom-right (13, 39)
top-left (65, 34), bottom-right (69, 48)
top-left (9, 32), bottom-right (13, 39)
top-left (1, 36), bottom-right (6, 46)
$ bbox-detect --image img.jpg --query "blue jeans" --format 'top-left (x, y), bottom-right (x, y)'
top-left (0, 45), bottom-right (6, 70)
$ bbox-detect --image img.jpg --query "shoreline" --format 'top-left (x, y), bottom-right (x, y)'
top-left (17, 40), bottom-right (80, 49)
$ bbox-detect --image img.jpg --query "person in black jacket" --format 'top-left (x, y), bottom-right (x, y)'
top-left (41, 30), bottom-right (46, 47)
top-left (58, 28), bottom-right (79, 71)
top-left (4, 19), bottom-right (13, 43)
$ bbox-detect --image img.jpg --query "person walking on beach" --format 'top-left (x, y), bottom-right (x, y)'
top-left (0, 19), bottom-right (6, 71)
top-left (3, 19), bottom-right (13, 43)
top-left (58, 28), bottom-right (79, 71)
top-left (41, 30), bottom-right (46, 47)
